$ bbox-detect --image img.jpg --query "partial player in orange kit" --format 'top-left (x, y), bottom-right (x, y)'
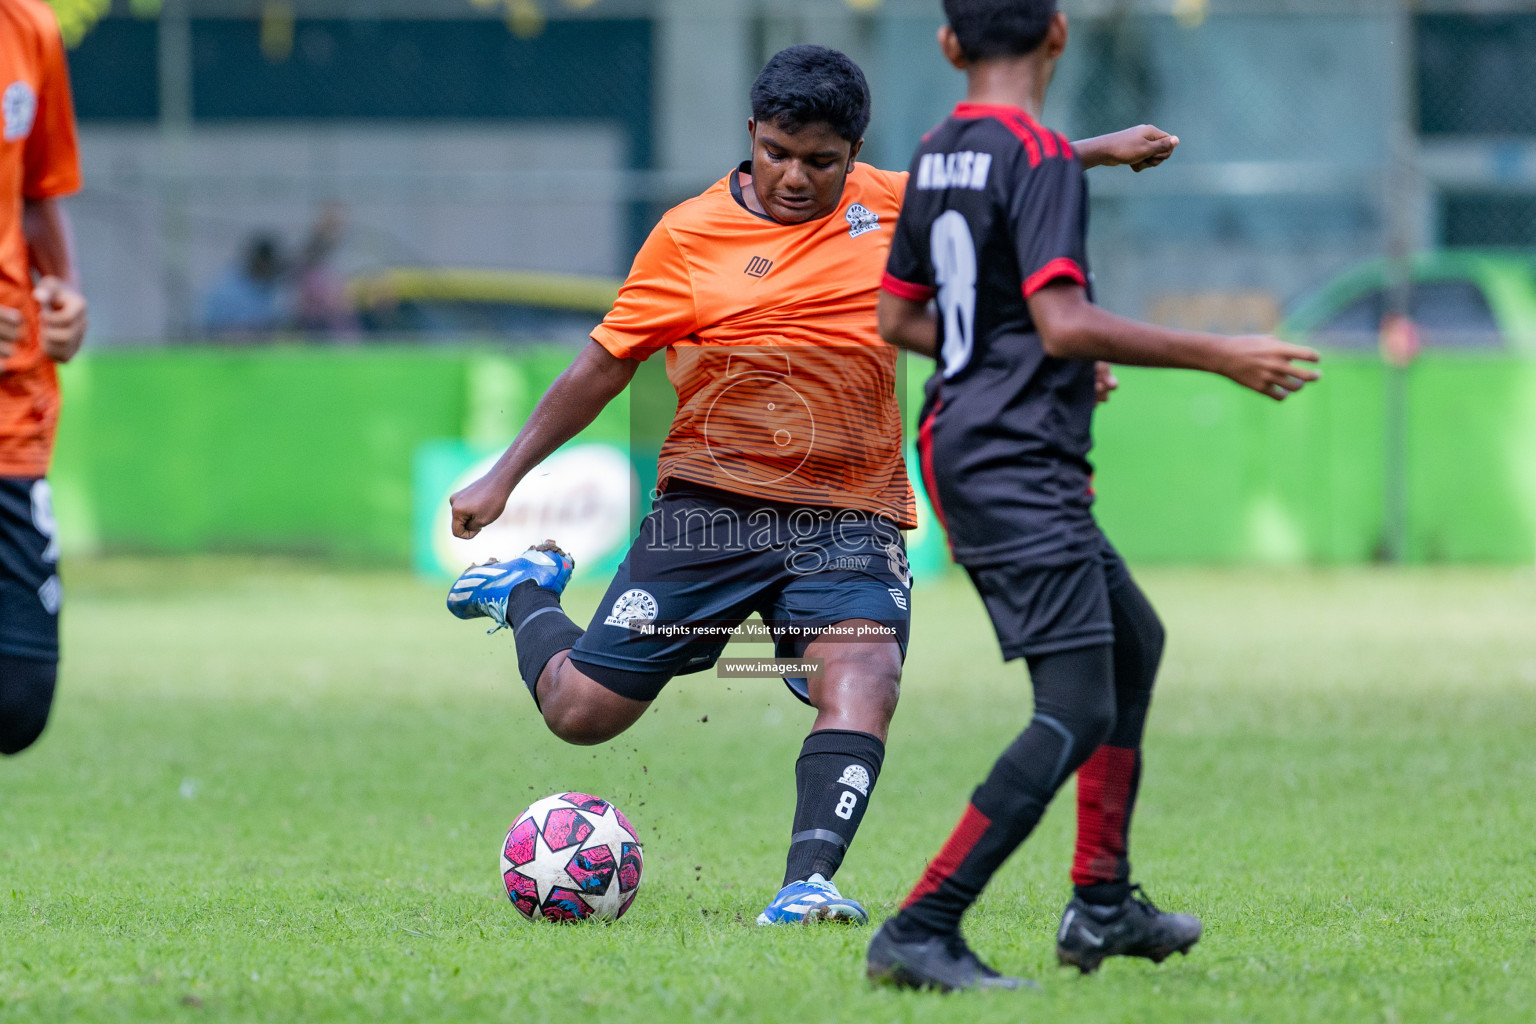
top-left (0, 0), bottom-right (88, 756)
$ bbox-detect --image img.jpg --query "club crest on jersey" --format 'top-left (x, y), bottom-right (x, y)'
top-left (845, 203), bottom-right (880, 238)
top-left (838, 764), bottom-right (871, 795)
top-left (605, 588), bottom-right (659, 629)
top-left (3, 82), bottom-right (36, 142)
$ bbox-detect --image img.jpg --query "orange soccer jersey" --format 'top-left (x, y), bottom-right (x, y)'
top-left (0, 0), bottom-right (81, 478)
top-left (592, 163), bottom-right (917, 528)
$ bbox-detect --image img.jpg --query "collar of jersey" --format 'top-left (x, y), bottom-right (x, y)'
top-left (952, 101), bottom-right (1042, 125)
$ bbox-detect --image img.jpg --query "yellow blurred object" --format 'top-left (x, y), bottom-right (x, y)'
top-left (348, 268), bottom-right (620, 315)
top-left (1173, 0), bottom-right (1207, 28)
top-left (260, 1), bottom-right (294, 63)
top-left (505, 0), bottom-right (547, 38)
top-left (845, 0), bottom-right (884, 11)
top-left (45, 0), bottom-right (111, 47)
top-left (346, 268), bottom-right (620, 341)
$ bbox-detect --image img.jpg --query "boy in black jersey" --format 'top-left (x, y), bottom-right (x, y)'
top-left (866, 0), bottom-right (1322, 992)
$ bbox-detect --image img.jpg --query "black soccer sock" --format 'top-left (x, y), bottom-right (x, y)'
top-left (782, 729), bottom-right (885, 886)
top-left (0, 653), bottom-right (58, 756)
top-left (506, 581), bottom-right (584, 708)
top-left (895, 645), bottom-right (1115, 937)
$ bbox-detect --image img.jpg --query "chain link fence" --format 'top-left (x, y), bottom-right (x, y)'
top-left (55, 1), bottom-right (1536, 345)
top-left (1418, 10), bottom-right (1536, 251)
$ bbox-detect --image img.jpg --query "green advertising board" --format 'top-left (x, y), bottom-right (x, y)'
top-left (46, 347), bottom-right (1536, 569)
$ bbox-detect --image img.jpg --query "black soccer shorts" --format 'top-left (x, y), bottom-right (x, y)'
top-left (0, 477), bottom-right (62, 662)
top-left (569, 483), bottom-right (912, 702)
top-left (964, 530), bottom-right (1132, 661)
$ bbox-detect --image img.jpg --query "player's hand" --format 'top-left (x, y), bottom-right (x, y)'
top-left (1077, 125), bottom-right (1179, 172)
top-left (0, 304), bottom-right (21, 359)
top-left (450, 474), bottom-right (513, 539)
top-left (1217, 336), bottom-right (1321, 401)
top-left (34, 277), bottom-right (87, 363)
top-left (1094, 361), bottom-right (1119, 404)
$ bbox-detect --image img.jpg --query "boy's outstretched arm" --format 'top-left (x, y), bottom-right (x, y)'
top-left (450, 340), bottom-right (639, 538)
top-left (1073, 125), bottom-right (1179, 171)
top-left (1028, 281), bottom-right (1320, 401)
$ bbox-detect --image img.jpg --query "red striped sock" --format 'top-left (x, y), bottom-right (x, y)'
top-left (902, 802), bottom-right (992, 908)
top-left (1072, 744), bottom-right (1140, 888)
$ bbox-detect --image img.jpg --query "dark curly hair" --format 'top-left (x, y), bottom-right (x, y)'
top-left (750, 45), bottom-right (871, 144)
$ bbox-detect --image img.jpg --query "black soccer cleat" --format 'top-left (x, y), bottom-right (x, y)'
top-left (1055, 884), bottom-right (1202, 974)
top-left (867, 919), bottom-right (1032, 993)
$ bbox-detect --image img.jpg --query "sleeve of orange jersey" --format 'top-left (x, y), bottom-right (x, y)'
top-left (22, 8), bottom-right (82, 201)
top-left (590, 220), bottom-right (697, 362)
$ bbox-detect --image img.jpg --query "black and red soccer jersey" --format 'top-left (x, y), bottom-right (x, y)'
top-left (884, 102), bottom-right (1101, 568)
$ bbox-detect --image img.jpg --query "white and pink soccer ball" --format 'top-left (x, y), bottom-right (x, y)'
top-left (500, 792), bottom-right (644, 922)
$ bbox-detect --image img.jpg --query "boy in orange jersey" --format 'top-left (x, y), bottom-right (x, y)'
top-left (0, 0), bottom-right (88, 757)
top-left (446, 45), bottom-right (1174, 924)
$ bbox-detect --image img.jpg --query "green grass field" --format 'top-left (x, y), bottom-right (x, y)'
top-left (2, 558), bottom-right (1534, 1022)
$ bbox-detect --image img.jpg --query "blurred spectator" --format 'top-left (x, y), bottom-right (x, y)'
top-left (295, 204), bottom-right (360, 339)
top-left (201, 234), bottom-right (286, 340)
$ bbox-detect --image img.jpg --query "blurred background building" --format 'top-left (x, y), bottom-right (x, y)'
top-left (57, 0), bottom-right (1536, 344)
top-left (41, 0), bottom-right (1536, 569)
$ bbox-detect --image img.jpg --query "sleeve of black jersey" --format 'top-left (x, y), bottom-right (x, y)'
top-left (1008, 153), bottom-right (1089, 299)
top-left (881, 168), bottom-right (936, 302)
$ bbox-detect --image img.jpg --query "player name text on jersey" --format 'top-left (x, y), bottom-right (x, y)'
top-left (916, 151), bottom-right (993, 191)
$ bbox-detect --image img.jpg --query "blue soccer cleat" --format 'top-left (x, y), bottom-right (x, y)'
top-left (446, 541), bottom-right (574, 632)
top-left (756, 873), bottom-right (868, 925)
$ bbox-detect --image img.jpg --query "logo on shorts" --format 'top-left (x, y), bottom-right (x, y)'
top-left (845, 203), bottom-right (880, 238)
top-left (744, 256), bottom-right (773, 278)
top-left (3, 82), bottom-right (36, 142)
top-left (37, 575), bottom-right (60, 616)
top-left (31, 480), bottom-right (59, 564)
top-left (885, 542), bottom-right (912, 588)
top-left (605, 588), bottom-right (659, 628)
top-left (887, 588), bottom-right (908, 611)
top-left (838, 764), bottom-right (871, 795)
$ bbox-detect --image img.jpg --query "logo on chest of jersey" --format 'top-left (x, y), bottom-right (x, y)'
top-left (2, 82), bottom-right (36, 142)
top-left (744, 256), bottom-right (773, 278)
top-left (845, 203), bottom-right (880, 238)
top-left (916, 151), bottom-right (993, 191)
